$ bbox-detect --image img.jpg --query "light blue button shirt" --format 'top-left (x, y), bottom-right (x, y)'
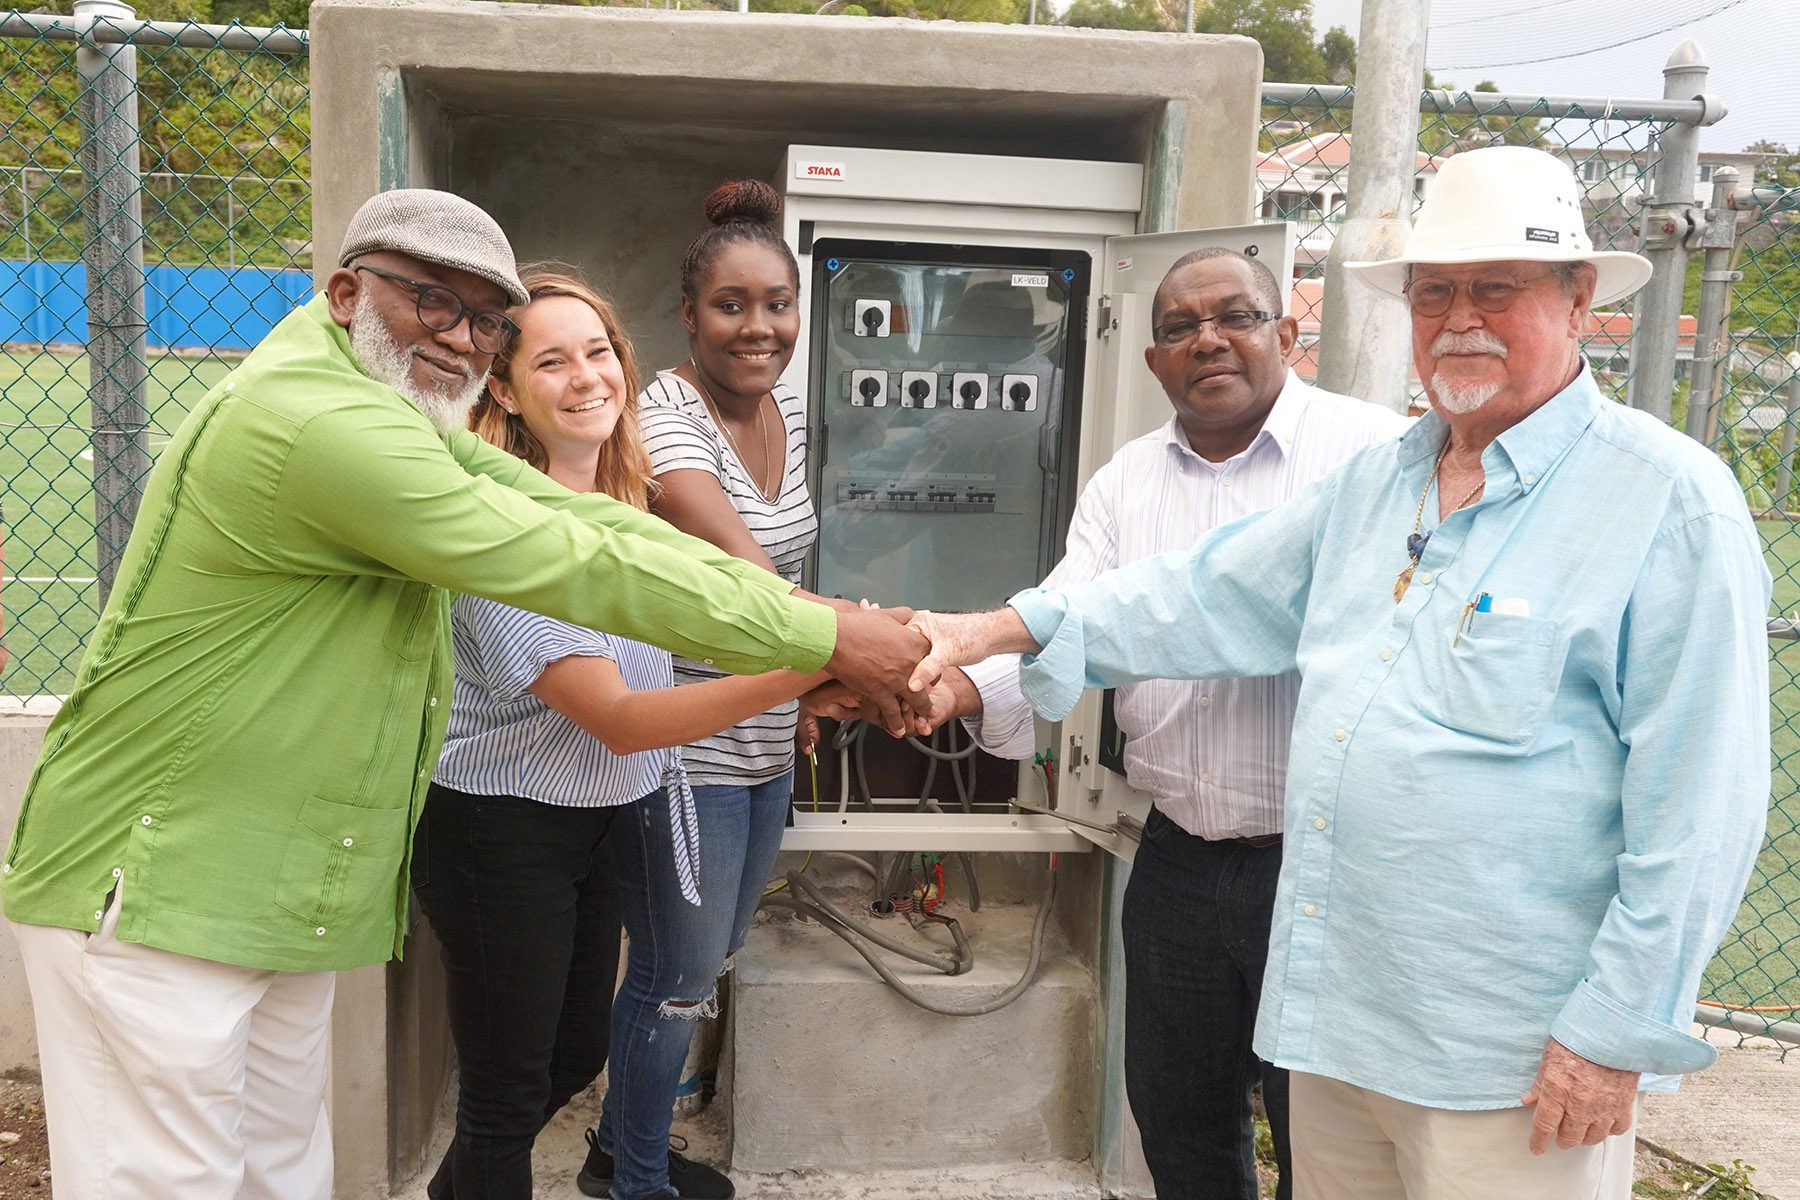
top-left (1011, 367), bottom-right (1771, 1109)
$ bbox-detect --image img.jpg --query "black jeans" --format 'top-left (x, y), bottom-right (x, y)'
top-left (412, 784), bottom-right (622, 1200)
top-left (1121, 806), bottom-right (1291, 1200)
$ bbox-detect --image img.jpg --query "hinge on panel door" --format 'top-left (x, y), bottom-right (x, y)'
top-left (1097, 295), bottom-right (1117, 340)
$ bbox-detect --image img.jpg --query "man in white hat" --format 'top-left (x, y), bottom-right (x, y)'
top-left (896, 146), bottom-right (1771, 1198)
top-left (2, 188), bottom-right (925, 1200)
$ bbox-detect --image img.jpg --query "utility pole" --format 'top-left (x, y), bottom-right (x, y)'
top-left (1315, 0), bottom-right (1429, 410)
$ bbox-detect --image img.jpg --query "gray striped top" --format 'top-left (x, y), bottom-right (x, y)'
top-left (434, 593), bottom-right (701, 903)
top-left (639, 372), bottom-right (817, 786)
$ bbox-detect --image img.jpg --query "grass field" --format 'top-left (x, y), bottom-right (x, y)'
top-left (1, 347), bottom-right (1796, 1015)
top-left (1, 348), bottom-right (233, 694)
top-left (1708, 519), bottom-right (1800, 1016)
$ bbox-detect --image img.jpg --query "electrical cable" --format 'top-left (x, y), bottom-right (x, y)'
top-left (762, 860), bottom-right (1058, 1017)
top-left (903, 734), bottom-right (978, 760)
top-left (1429, 0), bottom-right (1754, 72)
top-left (821, 851), bottom-right (878, 880)
top-left (1432, 0), bottom-right (1569, 32)
top-left (780, 870), bottom-right (969, 972)
top-left (852, 719), bottom-right (875, 812)
top-left (832, 718), bottom-right (859, 815)
top-left (945, 720), bottom-right (981, 913)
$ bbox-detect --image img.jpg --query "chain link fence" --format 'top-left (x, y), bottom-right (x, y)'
top-left (0, 15), bottom-right (1794, 1044)
top-left (0, 11), bottom-right (309, 700)
top-left (1259, 85), bottom-right (1678, 405)
top-left (1704, 195), bottom-right (1800, 1050)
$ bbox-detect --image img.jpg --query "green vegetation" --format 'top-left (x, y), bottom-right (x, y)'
top-left (1634, 1156), bottom-right (1759, 1199)
top-left (1059, 0), bottom-right (1354, 82)
top-left (1, 2), bottom-right (310, 268)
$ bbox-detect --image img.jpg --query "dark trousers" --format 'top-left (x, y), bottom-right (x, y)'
top-left (412, 784), bottom-right (623, 1200)
top-left (1122, 806), bottom-right (1291, 1200)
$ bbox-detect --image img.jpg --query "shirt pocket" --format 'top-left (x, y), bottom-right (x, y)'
top-left (274, 795), bottom-right (410, 929)
top-left (1424, 614), bottom-right (1564, 745)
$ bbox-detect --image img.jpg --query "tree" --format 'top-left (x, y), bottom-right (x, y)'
top-left (1191, 0), bottom-right (1325, 82)
top-left (1318, 23), bottom-right (1353, 85)
top-left (1744, 140), bottom-right (1799, 190)
top-left (1419, 79), bottom-right (1543, 155)
top-left (1062, 0), bottom-right (1168, 31)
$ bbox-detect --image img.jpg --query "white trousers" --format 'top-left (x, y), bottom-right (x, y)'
top-left (10, 888), bottom-right (335, 1200)
top-left (1290, 1071), bottom-right (1636, 1200)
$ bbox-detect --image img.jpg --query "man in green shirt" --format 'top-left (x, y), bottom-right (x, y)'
top-left (3, 189), bottom-right (925, 1200)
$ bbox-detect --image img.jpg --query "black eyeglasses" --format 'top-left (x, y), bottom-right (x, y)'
top-left (1403, 271), bottom-right (1557, 319)
top-left (352, 263), bottom-right (519, 355)
top-left (1152, 310), bottom-right (1278, 348)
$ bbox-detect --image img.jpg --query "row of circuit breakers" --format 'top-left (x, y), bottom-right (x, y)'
top-left (846, 368), bottom-right (1039, 411)
top-left (844, 297), bottom-right (1039, 411)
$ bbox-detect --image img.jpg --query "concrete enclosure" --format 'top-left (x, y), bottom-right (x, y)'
top-left (303, 3), bottom-right (1265, 1193)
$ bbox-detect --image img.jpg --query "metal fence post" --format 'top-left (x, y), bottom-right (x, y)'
top-left (1315, 0), bottom-right (1428, 411)
top-left (76, 0), bottom-right (151, 605)
top-left (1683, 165), bottom-right (1743, 443)
top-left (1625, 41), bottom-right (1712, 422)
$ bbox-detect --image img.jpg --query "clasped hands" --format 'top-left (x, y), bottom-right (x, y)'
top-left (812, 605), bottom-right (1025, 740)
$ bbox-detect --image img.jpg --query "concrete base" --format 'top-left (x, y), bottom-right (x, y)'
top-left (728, 886), bottom-right (1096, 1174)
top-left (394, 1071), bottom-right (1106, 1200)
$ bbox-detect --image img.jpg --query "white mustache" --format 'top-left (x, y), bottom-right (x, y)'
top-left (1430, 330), bottom-right (1509, 358)
top-left (412, 351), bottom-right (472, 382)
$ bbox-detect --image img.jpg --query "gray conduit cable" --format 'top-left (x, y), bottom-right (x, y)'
top-left (761, 864), bottom-right (1058, 1017)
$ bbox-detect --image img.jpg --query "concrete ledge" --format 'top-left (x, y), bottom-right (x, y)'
top-left (729, 897), bottom-right (1096, 1173)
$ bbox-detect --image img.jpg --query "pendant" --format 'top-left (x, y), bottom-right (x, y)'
top-left (1394, 563), bottom-right (1416, 603)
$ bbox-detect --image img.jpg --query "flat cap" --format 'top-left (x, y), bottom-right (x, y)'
top-left (338, 189), bottom-right (528, 307)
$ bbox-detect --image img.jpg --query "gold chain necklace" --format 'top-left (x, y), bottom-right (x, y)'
top-left (688, 361), bottom-right (779, 503)
top-left (1394, 441), bottom-right (1485, 603)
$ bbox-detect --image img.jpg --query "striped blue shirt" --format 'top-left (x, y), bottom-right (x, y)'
top-left (435, 594), bottom-right (701, 904)
top-left (1011, 367), bottom-right (1770, 1107)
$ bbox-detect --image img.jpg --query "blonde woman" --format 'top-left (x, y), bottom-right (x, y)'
top-left (416, 270), bottom-right (821, 1200)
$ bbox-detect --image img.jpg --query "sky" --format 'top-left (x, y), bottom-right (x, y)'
top-left (1309, 0), bottom-right (1796, 153)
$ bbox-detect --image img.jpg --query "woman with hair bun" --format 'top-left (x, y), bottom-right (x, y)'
top-left (417, 267), bottom-right (826, 1200)
top-left (575, 181), bottom-right (813, 1200)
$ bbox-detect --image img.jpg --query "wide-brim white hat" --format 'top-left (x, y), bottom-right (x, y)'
top-left (1345, 145), bottom-right (1653, 308)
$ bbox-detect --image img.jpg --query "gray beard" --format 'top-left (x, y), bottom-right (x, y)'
top-left (349, 290), bottom-right (485, 437)
top-left (1430, 373), bottom-right (1504, 414)
top-left (1427, 330), bottom-right (1509, 414)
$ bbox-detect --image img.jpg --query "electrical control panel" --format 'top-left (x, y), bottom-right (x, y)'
top-left (777, 143), bottom-right (1296, 856)
top-left (807, 242), bottom-right (1088, 614)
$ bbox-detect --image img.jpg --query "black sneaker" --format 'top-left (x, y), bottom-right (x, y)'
top-left (578, 1128), bottom-right (734, 1199)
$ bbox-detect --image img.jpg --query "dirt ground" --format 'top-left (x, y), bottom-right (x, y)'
top-left (0, 1075), bottom-right (49, 1196)
top-left (0, 1075), bottom-right (1767, 1199)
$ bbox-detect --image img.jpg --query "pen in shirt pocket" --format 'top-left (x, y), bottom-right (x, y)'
top-left (1455, 593), bottom-right (1532, 646)
top-left (1454, 593), bottom-right (1492, 647)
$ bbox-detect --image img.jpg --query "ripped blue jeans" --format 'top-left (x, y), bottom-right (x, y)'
top-left (597, 772), bottom-right (791, 1200)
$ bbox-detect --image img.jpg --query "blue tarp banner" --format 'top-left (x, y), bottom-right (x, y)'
top-left (0, 260), bottom-right (315, 351)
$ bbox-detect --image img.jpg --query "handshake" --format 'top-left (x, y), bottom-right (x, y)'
top-left (811, 600), bottom-right (1040, 739)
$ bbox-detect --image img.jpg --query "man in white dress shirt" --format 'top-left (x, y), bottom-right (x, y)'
top-left (930, 249), bottom-right (1407, 1199)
